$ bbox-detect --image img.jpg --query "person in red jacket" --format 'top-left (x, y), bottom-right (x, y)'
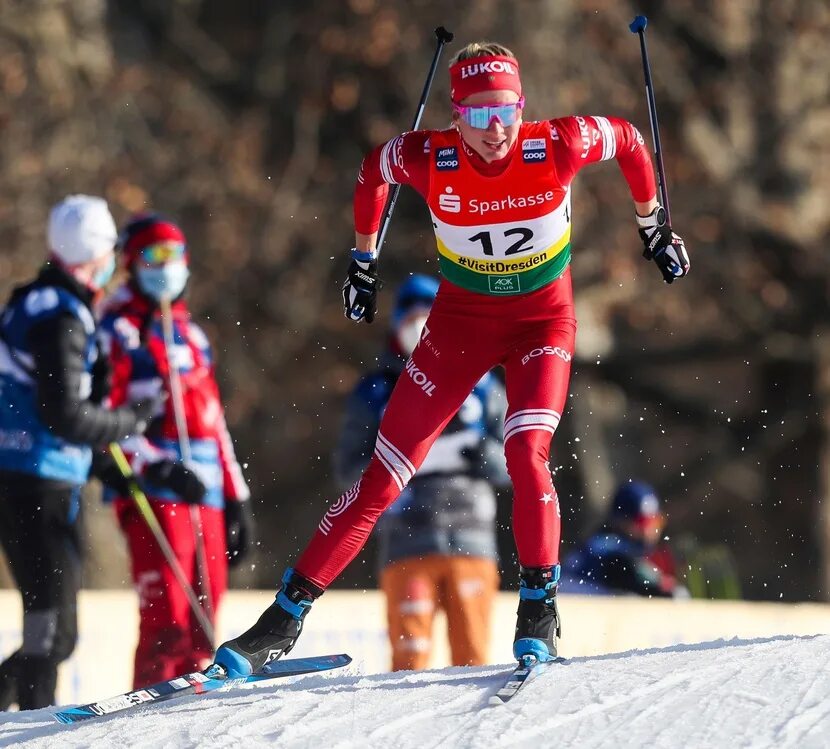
top-left (98, 215), bottom-right (254, 688)
top-left (216, 40), bottom-right (689, 676)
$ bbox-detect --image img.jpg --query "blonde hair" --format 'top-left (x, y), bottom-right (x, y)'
top-left (450, 42), bottom-right (516, 66)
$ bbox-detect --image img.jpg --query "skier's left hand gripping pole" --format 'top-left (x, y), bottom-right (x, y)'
top-left (108, 442), bottom-right (216, 644)
top-left (374, 25), bottom-right (454, 258)
top-left (158, 294), bottom-right (214, 639)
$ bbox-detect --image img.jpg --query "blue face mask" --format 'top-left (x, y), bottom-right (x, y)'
top-left (92, 254), bottom-right (116, 289)
top-left (135, 260), bottom-right (190, 301)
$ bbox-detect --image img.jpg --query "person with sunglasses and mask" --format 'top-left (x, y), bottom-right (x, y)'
top-left (96, 214), bottom-right (253, 689)
top-left (0, 196), bottom-right (158, 710)
top-left (215, 40), bottom-right (690, 676)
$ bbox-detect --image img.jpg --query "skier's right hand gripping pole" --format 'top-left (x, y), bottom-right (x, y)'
top-left (109, 442), bottom-right (216, 645)
top-left (629, 16), bottom-right (690, 284)
top-left (342, 26), bottom-right (454, 323)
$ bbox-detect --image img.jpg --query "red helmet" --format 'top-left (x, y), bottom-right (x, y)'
top-left (118, 213), bottom-right (187, 268)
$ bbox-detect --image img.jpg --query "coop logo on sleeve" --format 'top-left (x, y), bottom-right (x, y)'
top-left (435, 146), bottom-right (459, 171)
top-left (522, 138), bottom-right (547, 163)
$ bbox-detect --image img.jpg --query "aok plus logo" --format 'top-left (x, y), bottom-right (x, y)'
top-left (435, 146), bottom-right (459, 171)
top-left (438, 187), bottom-right (461, 213)
top-left (488, 274), bottom-right (520, 294)
top-left (522, 138), bottom-right (547, 163)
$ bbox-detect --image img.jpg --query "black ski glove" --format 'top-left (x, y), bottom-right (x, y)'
top-left (224, 499), bottom-right (255, 568)
top-left (90, 450), bottom-right (132, 495)
top-left (342, 249), bottom-right (382, 323)
top-left (143, 459), bottom-right (207, 504)
top-left (637, 206), bottom-right (690, 284)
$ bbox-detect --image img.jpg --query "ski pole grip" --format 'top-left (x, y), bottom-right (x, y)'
top-left (629, 15), bottom-right (648, 33)
top-left (435, 26), bottom-right (454, 44)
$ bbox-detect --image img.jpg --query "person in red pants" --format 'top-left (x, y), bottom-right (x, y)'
top-left (333, 275), bottom-right (509, 670)
top-left (98, 215), bottom-right (254, 687)
top-left (216, 40), bottom-right (689, 676)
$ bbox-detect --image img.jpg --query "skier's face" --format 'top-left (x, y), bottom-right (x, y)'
top-left (453, 90), bottom-right (523, 163)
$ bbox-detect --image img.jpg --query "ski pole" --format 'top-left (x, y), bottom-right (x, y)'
top-left (375, 25), bottom-right (454, 257)
top-left (158, 295), bottom-right (214, 635)
top-left (629, 15), bottom-right (672, 225)
top-left (109, 442), bottom-right (215, 644)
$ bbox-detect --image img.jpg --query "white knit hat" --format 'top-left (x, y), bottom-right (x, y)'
top-left (47, 195), bottom-right (118, 264)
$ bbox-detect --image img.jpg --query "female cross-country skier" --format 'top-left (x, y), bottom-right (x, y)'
top-left (215, 41), bottom-right (689, 675)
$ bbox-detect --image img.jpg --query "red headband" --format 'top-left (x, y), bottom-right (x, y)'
top-left (450, 55), bottom-right (522, 103)
top-left (121, 216), bottom-right (187, 267)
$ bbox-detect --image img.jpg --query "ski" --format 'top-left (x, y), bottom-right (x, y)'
top-left (489, 655), bottom-right (564, 706)
top-left (52, 653), bottom-right (352, 725)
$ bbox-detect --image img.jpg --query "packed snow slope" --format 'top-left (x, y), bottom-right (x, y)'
top-left (2, 635), bottom-right (828, 749)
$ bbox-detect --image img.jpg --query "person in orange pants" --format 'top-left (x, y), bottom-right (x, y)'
top-left (381, 556), bottom-right (500, 670)
top-left (333, 276), bottom-right (508, 669)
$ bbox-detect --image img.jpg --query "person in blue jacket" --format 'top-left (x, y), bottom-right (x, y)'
top-left (0, 196), bottom-right (157, 710)
top-left (333, 275), bottom-right (510, 670)
top-left (563, 480), bottom-right (685, 598)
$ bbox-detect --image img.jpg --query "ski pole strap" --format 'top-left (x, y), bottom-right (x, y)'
top-left (350, 248), bottom-right (377, 263)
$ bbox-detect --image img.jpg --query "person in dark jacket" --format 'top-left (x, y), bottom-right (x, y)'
top-left (333, 275), bottom-right (510, 670)
top-left (563, 480), bottom-right (686, 598)
top-left (0, 195), bottom-right (157, 710)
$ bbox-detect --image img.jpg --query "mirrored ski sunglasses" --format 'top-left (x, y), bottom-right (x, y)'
top-left (452, 97), bottom-right (525, 129)
top-left (140, 241), bottom-right (186, 265)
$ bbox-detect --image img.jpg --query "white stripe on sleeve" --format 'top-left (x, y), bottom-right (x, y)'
top-left (379, 137), bottom-right (400, 185)
top-left (592, 116), bottom-right (617, 161)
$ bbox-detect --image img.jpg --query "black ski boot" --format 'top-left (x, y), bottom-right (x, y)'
top-left (214, 568), bottom-right (323, 677)
top-left (513, 564), bottom-right (561, 663)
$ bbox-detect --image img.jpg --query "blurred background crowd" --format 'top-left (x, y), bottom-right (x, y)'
top-left (0, 0), bottom-right (828, 602)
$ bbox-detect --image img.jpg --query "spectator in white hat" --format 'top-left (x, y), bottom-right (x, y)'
top-left (0, 195), bottom-right (159, 710)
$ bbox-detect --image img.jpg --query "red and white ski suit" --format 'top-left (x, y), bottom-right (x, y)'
top-left (297, 116), bottom-right (656, 588)
top-left (100, 285), bottom-right (249, 687)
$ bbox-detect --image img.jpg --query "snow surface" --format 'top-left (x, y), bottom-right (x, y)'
top-left (2, 635), bottom-right (828, 749)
